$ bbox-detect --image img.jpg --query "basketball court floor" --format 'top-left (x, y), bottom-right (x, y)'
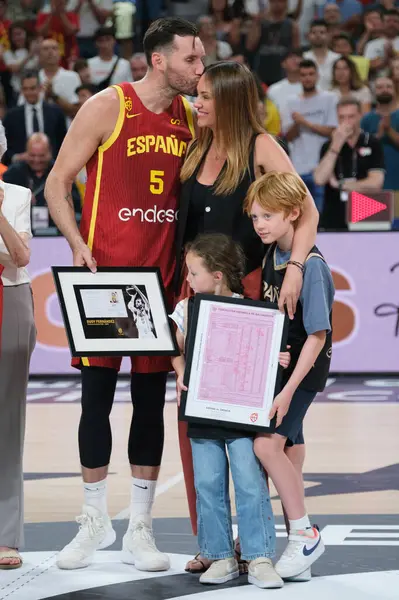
top-left (1, 375), bottom-right (398, 600)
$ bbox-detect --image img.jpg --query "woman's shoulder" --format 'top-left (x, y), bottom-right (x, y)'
top-left (255, 132), bottom-right (290, 156)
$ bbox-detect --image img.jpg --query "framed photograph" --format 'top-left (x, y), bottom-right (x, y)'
top-left (52, 267), bottom-right (179, 357)
top-left (179, 294), bottom-right (289, 433)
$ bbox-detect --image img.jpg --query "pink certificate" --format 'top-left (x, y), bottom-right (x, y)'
top-left (180, 295), bottom-right (287, 432)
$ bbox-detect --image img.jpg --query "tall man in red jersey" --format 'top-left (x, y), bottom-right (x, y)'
top-left (45, 18), bottom-right (205, 572)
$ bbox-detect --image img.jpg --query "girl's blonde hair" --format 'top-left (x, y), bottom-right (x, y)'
top-left (180, 61), bottom-right (265, 196)
top-left (244, 171), bottom-right (307, 220)
top-left (186, 233), bottom-right (245, 294)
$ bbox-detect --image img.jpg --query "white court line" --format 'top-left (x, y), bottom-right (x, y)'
top-left (113, 472), bottom-right (184, 520)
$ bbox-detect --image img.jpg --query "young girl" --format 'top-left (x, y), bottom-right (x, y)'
top-left (170, 233), bottom-right (290, 589)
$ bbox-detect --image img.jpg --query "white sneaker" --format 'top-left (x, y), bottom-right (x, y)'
top-left (285, 567), bottom-right (312, 582)
top-left (56, 505), bottom-right (116, 570)
top-left (248, 557), bottom-right (284, 589)
top-left (276, 527), bottom-right (324, 579)
top-left (199, 557), bottom-right (239, 585)
top-left (121, 514), bottom-right (170, 571)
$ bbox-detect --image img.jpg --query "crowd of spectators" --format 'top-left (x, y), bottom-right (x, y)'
top-left (0, 0), bottom-right (398, 233)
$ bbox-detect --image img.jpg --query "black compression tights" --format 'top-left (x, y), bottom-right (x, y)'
top-left (78, 367), bottom-right (167, 469)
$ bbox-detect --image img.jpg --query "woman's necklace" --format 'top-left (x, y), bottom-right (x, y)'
top-left (210, 145), bottom-right (225, 161)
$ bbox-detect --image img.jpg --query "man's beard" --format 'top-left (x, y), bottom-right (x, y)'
top-left (376, 93), bottom-right (394, 105)
top-left (167, 70), bottom-right (199, 96)
top-left (303, 84), bottom-right (316, 93)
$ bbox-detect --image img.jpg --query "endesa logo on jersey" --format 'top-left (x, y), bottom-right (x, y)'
top-left (118, 205), bottom-right (179, 223)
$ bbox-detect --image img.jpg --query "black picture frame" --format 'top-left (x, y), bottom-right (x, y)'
top-left (52, 266), bottom-right (179, 357)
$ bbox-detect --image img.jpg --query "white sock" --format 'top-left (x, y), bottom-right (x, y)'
top-left (129, 477), bottom-right (157, 525)
top-left (83, 479), bottom-right (108, 515)
top-left (289, 515), bottom-right (312, 532)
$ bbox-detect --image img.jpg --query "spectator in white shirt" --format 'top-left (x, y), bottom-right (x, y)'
top-left (36, 37), bottom-right (81, 121)
top-left (303, 19), bottom-right (340, 90)
top-left (130, 52), bottom-right (147, 82)
top-left (88, 26), bottom-right (133, 90)
top-left (267, 49), bottom-right (302, 112)
top-left (364, 9), bottom-right (399, 78)
top-left (74, 0), bottom-right (113, 59)
top-left (282, 58), bottom-right (338, 212)
top-left (2, 22), bottom-right (40, 96)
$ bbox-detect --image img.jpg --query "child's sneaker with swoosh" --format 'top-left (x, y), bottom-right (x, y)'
top-left (275, 526), bottom-right (324, 579)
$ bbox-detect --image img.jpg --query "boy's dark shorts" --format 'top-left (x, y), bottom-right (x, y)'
top-left (275, 388), bottom-right (318, 447)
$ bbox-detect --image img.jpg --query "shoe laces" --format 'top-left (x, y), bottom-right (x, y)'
top-left (74, 513), bottom-right (104, 541)
top-left (131, 521), bottom-right (157, 551)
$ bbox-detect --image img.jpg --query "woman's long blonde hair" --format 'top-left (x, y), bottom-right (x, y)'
top-left (180, 61), bottom-right (265, 196)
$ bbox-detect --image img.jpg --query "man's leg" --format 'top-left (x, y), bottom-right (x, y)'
top-left (56, 365), bottom-right (118, 570)
top-left (121, 371), bottom-right (170, 571)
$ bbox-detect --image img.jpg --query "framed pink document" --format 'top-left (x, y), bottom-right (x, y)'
top-left (179, 294), bottom-right (289, 433)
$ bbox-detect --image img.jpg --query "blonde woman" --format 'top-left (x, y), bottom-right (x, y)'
top-left (174, 61), bottom-right (319, 574)
top-left (0, 125), bottom-right (36, 569)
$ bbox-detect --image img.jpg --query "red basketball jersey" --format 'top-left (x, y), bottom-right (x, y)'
top-left (81, 82), bottom-right (195, 293)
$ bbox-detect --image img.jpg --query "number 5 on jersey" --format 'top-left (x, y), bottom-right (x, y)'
top-left (150, 170), bottom-right (164, 195)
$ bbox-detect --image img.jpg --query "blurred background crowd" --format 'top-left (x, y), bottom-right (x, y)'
top-left (0, 0), bottom-right (398, 234)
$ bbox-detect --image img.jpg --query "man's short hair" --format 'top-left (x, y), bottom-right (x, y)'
top-left (309, 19), bottom-right (328, 30)
top-left (131, 52), bottom-right (146, 62)
top-left (337, 97), bottom-right (362, 112)
top-left (332, 32), bottom-right (353, 47)
top-left (143, 17), bottom-right (198, 66)
top-left (21, 70), bottom-right (39, 84)
top-left (76, 84), bottom-right (98, 96)
top-left (384, 8), bottom-right (399, 17)
top-left (74, 58), bottom-right (89, 72)
top-left (281, 48), bottom-right (302, 61)
top-left (94, 26), bottom-right (115, 41)
top-left (299, 59), bottom-right (317, 71)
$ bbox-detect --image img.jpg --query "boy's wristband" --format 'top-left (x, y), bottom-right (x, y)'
top-left (287, 260), bottom-right (304, 274)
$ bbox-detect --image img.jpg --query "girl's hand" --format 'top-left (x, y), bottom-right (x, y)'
top-left (269, 389), bottom-right (293, 428)
top-left (279, 345), bottom-right (291, 369)
top-left (176, 375), bottom-right (188, 406)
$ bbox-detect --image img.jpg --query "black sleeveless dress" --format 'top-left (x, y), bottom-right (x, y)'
top-left (174, 136), bottom-right (264, 292)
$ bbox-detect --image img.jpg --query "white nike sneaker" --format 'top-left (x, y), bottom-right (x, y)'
top-left (275, 527), bottom-right (324, 579)
top-left (56, 505), bottom-right (116, 570)
top-left (285, 567), bottom-right (312, 582)
top-left (248, 557), bottom-right (284, 589)
top-left (121, 514), bottom-right (170, 571)
top-left (199, 558), bottom-right (239, 585)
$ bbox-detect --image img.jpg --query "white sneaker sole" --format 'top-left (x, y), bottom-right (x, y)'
top-left (285, 567), bottom-right (312, 582)
top-left (200, 569), bottom-right (239, 585)
top-left (121, 548), bottom-right (170, 571)
top-left (277, 538), bottom-right (325, 579)
top-left (56, 528), bottom-right (116, 570)
top-left (248, 574), bottom-right (284, 589)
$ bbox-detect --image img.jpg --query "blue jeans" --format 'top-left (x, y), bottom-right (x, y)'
top-left (191, 437), bottom-right (276, 561)
top-left (301, 172), bottom-right (325, 214)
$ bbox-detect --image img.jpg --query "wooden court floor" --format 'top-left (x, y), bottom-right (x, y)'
top-left (23, 377), bottom-right (399, 525)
